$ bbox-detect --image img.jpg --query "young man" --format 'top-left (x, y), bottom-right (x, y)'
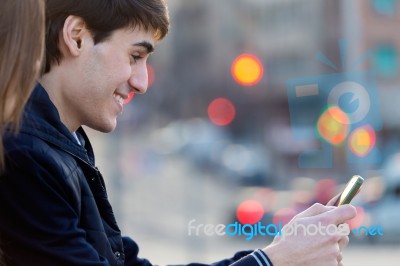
top-left (0, 0), bottom-right (356, 265)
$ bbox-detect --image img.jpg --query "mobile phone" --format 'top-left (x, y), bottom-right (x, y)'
top-left (334, 175), bottom-right (364, 206)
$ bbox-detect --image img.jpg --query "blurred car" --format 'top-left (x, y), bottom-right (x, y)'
top-left (352, 153), bottom-right (400, 244)
top-left (150, 117), bottom-right (273, 186)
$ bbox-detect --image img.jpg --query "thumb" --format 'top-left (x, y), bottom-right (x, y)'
top-left (326, 193), bottom-right (341, 206)
top-left (317, 204), bottom-right (357, 225)
top-left (295, 203), bottom-right (336, 219)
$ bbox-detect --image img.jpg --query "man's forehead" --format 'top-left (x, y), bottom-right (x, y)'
top-left (112, 26), bottom-right (156, 46)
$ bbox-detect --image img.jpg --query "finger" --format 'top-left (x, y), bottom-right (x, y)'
top-left (338, 235), bottom-right (349, 251)
top-left (327, 193), bottom-right (341, 206)
top-left (319, 204), bottom-right (357, 225)
top-left (337, 252), bottom-right (343, 262)
top-left (295, 203), bottom-right (336, 219)
top-left (337, 252), bottom-right (344, 266)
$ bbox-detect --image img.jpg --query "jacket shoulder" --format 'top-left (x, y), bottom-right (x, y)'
top-left (3, 131), bottom-right (83, 199)
top-left (5, 131), bottom-right (78, 171)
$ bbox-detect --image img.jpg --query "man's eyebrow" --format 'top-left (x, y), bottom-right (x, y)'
top-left (133, 41), bottom-right (154, 53)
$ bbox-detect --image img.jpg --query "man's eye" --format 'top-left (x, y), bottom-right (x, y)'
top-left (131, 55), bottom-right (142, 63)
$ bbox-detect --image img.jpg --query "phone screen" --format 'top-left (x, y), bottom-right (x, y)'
top-left (335, 175), bottom-right (364, 206)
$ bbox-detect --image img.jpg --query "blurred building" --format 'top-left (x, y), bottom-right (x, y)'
top-left (161, 0), bottom-right (341, 112)
top-left (352, 0), bottom-right (400, 171)
top-left (153, 0), bottom-right (345, 183)
top-left (356, 0), bottom-right (400, 130)
top-left (126, 0), bottom-right (400, 185)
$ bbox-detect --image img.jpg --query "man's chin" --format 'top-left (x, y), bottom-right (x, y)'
top-left (89, 122), bottom-right (117, 133)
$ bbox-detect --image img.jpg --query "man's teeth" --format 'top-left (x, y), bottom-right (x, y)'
top-left (113, 94), bottom-right (124, 105)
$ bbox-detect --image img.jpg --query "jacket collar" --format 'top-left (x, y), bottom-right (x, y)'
top-left (20, 83), bottom-right (96, 166)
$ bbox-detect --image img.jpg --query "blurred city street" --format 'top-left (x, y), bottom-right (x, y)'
top-left (88, 128), bottom-right (400, 265)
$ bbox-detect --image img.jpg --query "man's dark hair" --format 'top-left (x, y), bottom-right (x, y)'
top-left (44, 0), bottom-right (170, 73)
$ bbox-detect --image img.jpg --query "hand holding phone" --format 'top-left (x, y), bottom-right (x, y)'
top-left (334, 175), bottom-right (364, 206)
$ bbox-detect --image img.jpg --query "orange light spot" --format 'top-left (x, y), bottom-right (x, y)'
top-left (231, 54), bottom-right (263, 86)
top-left (317, 106), bottom-right (350, 145)
top-left (349, 125), bottom-right (376, 157)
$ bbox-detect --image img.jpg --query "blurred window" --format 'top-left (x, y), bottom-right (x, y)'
top-left (370, 0), bottom-right (396, 16)
top-left (373, 44), bottom-right (398, 78)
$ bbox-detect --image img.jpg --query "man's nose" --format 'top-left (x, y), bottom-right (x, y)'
top-left (128, 66), bottom-right (148, 94)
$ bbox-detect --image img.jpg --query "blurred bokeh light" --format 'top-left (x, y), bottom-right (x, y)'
top-left (236, 200), bottom-right (264, 225)
top-left (231, 53), bottom-right (264, 86)
top-left (316, 105), bottom-right (350, 145)
top-left (349, 125), bottom-right (376, 157)
top-left (207, 98), bottom-right (236, 126)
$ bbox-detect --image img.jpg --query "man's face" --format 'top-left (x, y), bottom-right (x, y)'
top-left (59, 26), bottom-right (155, 133)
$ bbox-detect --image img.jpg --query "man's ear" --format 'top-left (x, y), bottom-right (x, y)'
top-left (62, 15), bottom-right (89, 56)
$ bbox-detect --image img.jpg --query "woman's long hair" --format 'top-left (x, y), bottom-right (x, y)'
top-left (0, 0), bottom-right (45, 172)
